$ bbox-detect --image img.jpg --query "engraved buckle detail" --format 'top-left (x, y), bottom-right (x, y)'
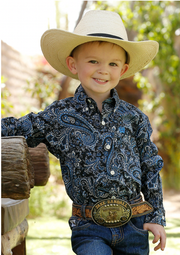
top-left (91, 199), bottom-right (132, 228)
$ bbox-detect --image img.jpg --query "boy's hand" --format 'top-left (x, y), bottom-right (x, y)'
top-left (143, 223), bottom-right (166, 251)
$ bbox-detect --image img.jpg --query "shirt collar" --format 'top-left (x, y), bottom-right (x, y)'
top-left (74, 84), bottom-right (120, 109)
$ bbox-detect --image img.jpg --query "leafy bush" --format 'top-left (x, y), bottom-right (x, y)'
top-left (28, 181), bottom-right (71, 219)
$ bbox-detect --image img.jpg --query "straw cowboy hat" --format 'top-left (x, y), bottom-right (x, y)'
top-left (41, 10), bottom-right (159, 80)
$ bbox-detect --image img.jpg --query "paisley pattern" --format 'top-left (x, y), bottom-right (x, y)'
top-left (1, 85), bottom-right (166, 226)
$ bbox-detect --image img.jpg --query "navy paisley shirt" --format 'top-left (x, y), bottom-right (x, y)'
top-left (1, 85), bottom-right (166, 226)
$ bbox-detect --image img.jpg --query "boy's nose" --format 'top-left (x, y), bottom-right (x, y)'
top-left (97, 69), bottom-right (108, 75)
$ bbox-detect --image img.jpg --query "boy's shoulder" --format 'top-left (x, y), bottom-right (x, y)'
top-left (45, 96), bottom-right (75, 110)
top-left (118, 98), bottom-right (147, 117)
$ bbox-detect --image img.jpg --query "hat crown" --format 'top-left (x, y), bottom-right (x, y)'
top-left (74, 10), bottom-right (128, 41)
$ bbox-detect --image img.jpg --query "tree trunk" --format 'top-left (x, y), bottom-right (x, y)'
top-left (57, 1), bottom-right (88, 101)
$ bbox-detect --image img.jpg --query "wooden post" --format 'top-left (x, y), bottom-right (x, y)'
top-left (1, 219), bottom-right (28, 255)
top-left (1, 136), bottom-right (34, 200)
top-left (28, 143), bottom-right (50, 186)
top-left (2, 137), bottom-right (51, 200)
top-left (1, 137), bottom-right (51, 255)
top-left (12, 239), bottom-right (26, 255)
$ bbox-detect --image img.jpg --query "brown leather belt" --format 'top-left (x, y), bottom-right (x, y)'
top-left (72, 198), bottom-right (153, 228)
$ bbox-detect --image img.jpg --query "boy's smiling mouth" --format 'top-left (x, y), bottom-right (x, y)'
top-left (93, 78), bottom-right (108, 84)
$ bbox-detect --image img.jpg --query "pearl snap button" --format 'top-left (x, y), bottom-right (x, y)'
top-left (106, 144), bottom-right (111, 150)
top-left (110, 170), bottom-right (115, 175)
top-left (102, 120), bottom-right (105, 125)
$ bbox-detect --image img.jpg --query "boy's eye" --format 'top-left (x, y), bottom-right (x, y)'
top-left (109, 62), bottom-right (117, 66)
top-left (89, 60), bottom-right (98, 64)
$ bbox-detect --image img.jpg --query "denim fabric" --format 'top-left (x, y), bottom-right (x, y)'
top-left (69, 215), bottom-right (149, 255)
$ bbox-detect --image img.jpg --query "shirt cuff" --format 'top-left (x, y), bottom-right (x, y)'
top-left (145, 212), bottom-right (166, 226)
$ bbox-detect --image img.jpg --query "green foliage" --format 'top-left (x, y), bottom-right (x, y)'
top-left (26, 57), bottom-right (62, 109)
top-left (1, 76), bottom-right (13, 117)
top-left (49, 152), bottom-right (63, 183)
top-left (28, 182), bottom-right (71, 219)
top-left (95, 1), bottom-right (180, 189)
top-left (28, 186), bottom-right (46, 218)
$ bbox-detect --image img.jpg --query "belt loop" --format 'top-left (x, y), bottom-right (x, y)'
top-left (81, 205), bottom-right (87, 220)
top-left (129, 194), bottom-right (142, 204)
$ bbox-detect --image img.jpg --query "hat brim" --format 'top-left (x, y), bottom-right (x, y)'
top-left (41, 29), bottom-right (159, 80)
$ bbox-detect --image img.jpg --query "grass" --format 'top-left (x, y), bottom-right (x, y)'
top-left (26, 217), bottom-right (73, 255)
top-left (26, 217), bottom-right (180, 255)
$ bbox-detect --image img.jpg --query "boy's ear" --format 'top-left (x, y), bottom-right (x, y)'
top-left (66, 56), bottom-right (78, 75)
top-left (120, 64), bottom-right (129, 77)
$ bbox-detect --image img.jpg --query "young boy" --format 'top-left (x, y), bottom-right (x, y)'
top-left (1, 10), bottom-right (166, 254)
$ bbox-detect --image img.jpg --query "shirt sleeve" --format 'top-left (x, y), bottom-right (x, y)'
top-left (135, 113), bottom-right (166, 226)
top-left (1, 101), bottom-right (58, 148)
top-left (1, 112), bottom-right (45, 147)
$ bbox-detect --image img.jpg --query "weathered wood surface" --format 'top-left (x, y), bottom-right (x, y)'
top-left (1, 198), bottom-right (29, 235)
top-left (1, 219), bottom-right (28, 255)
top-left (1, 137), bottom-right (34, 200)
top-left (11, 239), bottom-right (26, 255)
top-left (29, 143), bottom-right (50, 186)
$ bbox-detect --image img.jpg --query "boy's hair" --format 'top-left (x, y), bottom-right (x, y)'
top-left (70, 41), bottom-right (129, 64)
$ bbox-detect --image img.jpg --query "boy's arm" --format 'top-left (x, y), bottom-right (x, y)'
top-left (1, 101), bottom-right (62, 159)
top-left (135, 114), bottom-right (166, 250)
top-left (1, 101), bottom-right (58, 147)
top-left (135, 113), bottom-right (166, 226)
top-left (1, 113), bottom-right (45, 147)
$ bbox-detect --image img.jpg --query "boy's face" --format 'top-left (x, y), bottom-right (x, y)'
top-left (66, 41), bottom-right (129, 100)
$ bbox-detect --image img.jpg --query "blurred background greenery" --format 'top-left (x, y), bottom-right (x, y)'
top-left (1, 1), bottom-right (180, 254)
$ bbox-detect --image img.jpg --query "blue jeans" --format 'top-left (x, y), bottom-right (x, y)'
top-left (69, 215), bottom-right (149, 255)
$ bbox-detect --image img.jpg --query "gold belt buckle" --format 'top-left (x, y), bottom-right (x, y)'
top-left (91, 199), bottom-right (132, 228)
